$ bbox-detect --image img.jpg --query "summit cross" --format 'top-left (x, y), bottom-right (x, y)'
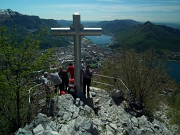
top-left (51, 13), bottom-right (102, 97)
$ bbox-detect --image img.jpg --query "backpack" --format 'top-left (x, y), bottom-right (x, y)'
top-left (67, 83), bottom-right (76, 99)
top-left (60, 90), bottom-right (66, 95)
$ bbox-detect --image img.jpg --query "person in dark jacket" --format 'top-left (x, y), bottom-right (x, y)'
top-left (59, 66), bottom-right (69, 92)
top-left (82, 64), bottom-right (93, 97)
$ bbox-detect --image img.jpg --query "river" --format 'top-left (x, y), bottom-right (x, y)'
top-left (86, 35), bottom-right (180, 84)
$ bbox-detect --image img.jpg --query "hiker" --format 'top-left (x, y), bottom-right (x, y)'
top-left (40, 72), bottom-right (50, 96)
top-left (48, 71), bottom-right (62, 94)
top-left (67, 63), bottom-right (74, 79)
top-left (67, 78), bottom-right (76, 99)
top-left (58, 66), bottom-right (69, 92)
top-left (82, 64), bottom-right (93, 97)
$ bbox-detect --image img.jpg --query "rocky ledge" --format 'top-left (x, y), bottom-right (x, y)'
top-left (15, 87), bottom-right (177, 135)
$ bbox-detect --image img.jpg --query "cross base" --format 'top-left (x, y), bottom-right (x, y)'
top-left (76, 91), bottom-right (84, 98)
top-left (80, 97), bottom-right (94, 109)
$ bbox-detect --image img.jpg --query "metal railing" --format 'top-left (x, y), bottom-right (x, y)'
top-left (26, 81), bottom-right (56, 123)
top-left (92, 73), bottom-right (129, 92)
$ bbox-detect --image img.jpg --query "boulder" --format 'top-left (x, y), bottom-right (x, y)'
top-left (14, 128), bottom-right (33, 135)
top-left (110, 89), bottom-right (124, 99)
top-left (14, 88), bottom-right (176, 135)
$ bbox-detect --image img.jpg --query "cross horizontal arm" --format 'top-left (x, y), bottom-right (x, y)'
top-left (51, 28), bottom-right (102, 36)
top-left (51, 28), bottom-right (75, 36)
top-left (79, 28), bottom-right (102, 36)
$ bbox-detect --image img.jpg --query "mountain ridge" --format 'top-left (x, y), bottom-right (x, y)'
top-left (114, 21), bottom-right (180, 52)
top-left (1, 9), bottom-right (180, 52)
top-left (0, 9), bottom-right (69, 50)
top-left (0, 9), bottom-right (60, 30)
top-left (97, 19), bottom-right (140, 34)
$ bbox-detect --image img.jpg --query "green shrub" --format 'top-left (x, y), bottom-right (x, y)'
top-left (100, 49), bottom-right (176, 112)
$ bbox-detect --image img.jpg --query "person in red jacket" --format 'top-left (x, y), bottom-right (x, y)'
top-left (67, 63), bottom-right (74, 79)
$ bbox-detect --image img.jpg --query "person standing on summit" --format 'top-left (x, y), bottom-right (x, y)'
top-left (59, 66), bottom-right (69, 92)
top-left (48, 71), bottom-right (62, 94)
top-left (40, 72), bottom-right (50, 95)
top-left (67, 63), bottom-right (74, 79)
top-left (82, 64), bottom-right (93, 97)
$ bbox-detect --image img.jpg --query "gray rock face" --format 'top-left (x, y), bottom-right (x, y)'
top-left (15, 88), bottom-right (177, 135)
top-left (14, 128), bottom-right (33, 135)
top-left (109, 89), bottom-right (124, 99)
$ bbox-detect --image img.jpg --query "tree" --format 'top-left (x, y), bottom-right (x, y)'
top-left (0, 27), bottom-right (53, 134)
top-left (167, 89), bottom-right (180, 133)
top-left (100, 49), bottom-right (176, 111)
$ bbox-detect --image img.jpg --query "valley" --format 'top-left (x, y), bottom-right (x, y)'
top-left (1, 8), bottom-right (180, 135)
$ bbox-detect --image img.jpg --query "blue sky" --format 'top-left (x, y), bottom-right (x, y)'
top-left (1, 0), bottom-right (180, 23)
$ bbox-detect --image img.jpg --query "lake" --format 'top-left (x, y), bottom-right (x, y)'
top-left (166, 61), bottom-right (180, 84)
top-left (86, 34), bottom-right (113, 46)
top-left (87, 35), bottom-right (180, 84)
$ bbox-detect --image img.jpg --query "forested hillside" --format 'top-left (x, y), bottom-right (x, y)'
top-left (110, 21), bottom-right (180, 52)
top-left (0, 9), bottom-right (69, 49)
top-left (97, 19), bottom-right (140, 34)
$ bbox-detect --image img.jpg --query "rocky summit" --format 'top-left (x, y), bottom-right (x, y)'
top-left (15, 87), bottom-right (176, 135)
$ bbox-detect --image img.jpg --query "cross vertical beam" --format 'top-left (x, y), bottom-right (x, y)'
top-left (51, 13), bottom-right (102, 97)
top-left (73, 13), bottom-right (81, 97)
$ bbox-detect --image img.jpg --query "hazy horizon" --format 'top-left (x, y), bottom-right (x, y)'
top-left (57, 19), bottom-right (180, 24)
top-left (1, 0), bottom-right (180, 23)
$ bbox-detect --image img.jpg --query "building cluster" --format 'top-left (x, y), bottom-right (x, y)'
top-left (52, 37), bottom-right (114, 73)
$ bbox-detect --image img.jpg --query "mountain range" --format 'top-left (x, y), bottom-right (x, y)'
top-left (0, 9), bottom-right (59, 30)
top-left (97, 20), bottom-right (140, 35)
top-left (115, 21), bottom-right (180, 52)
top-left (1, 9), bottom-right (180, 52)
top-left (0, 9), bottom-right (69, 49)
top-left (94, 19), bottom-right (180, 52)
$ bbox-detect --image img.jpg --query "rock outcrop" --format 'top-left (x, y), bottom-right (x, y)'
top-left (15, 87), bottom-right (176, 135)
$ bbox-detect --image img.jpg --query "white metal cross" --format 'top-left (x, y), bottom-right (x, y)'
top-left (51, 13), bottom-right (102, 97)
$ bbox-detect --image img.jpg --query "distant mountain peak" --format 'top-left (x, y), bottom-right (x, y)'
top-left (144, 21), bottom-right (153, 26)
top-left (131, 21), bottom-right (156, 33)
top-left (0, 8), bottom-right (60, 30)
top-left (0, 9), bottom-right (22, 16)
top-left (117, 20), bottom-right (180, 52)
